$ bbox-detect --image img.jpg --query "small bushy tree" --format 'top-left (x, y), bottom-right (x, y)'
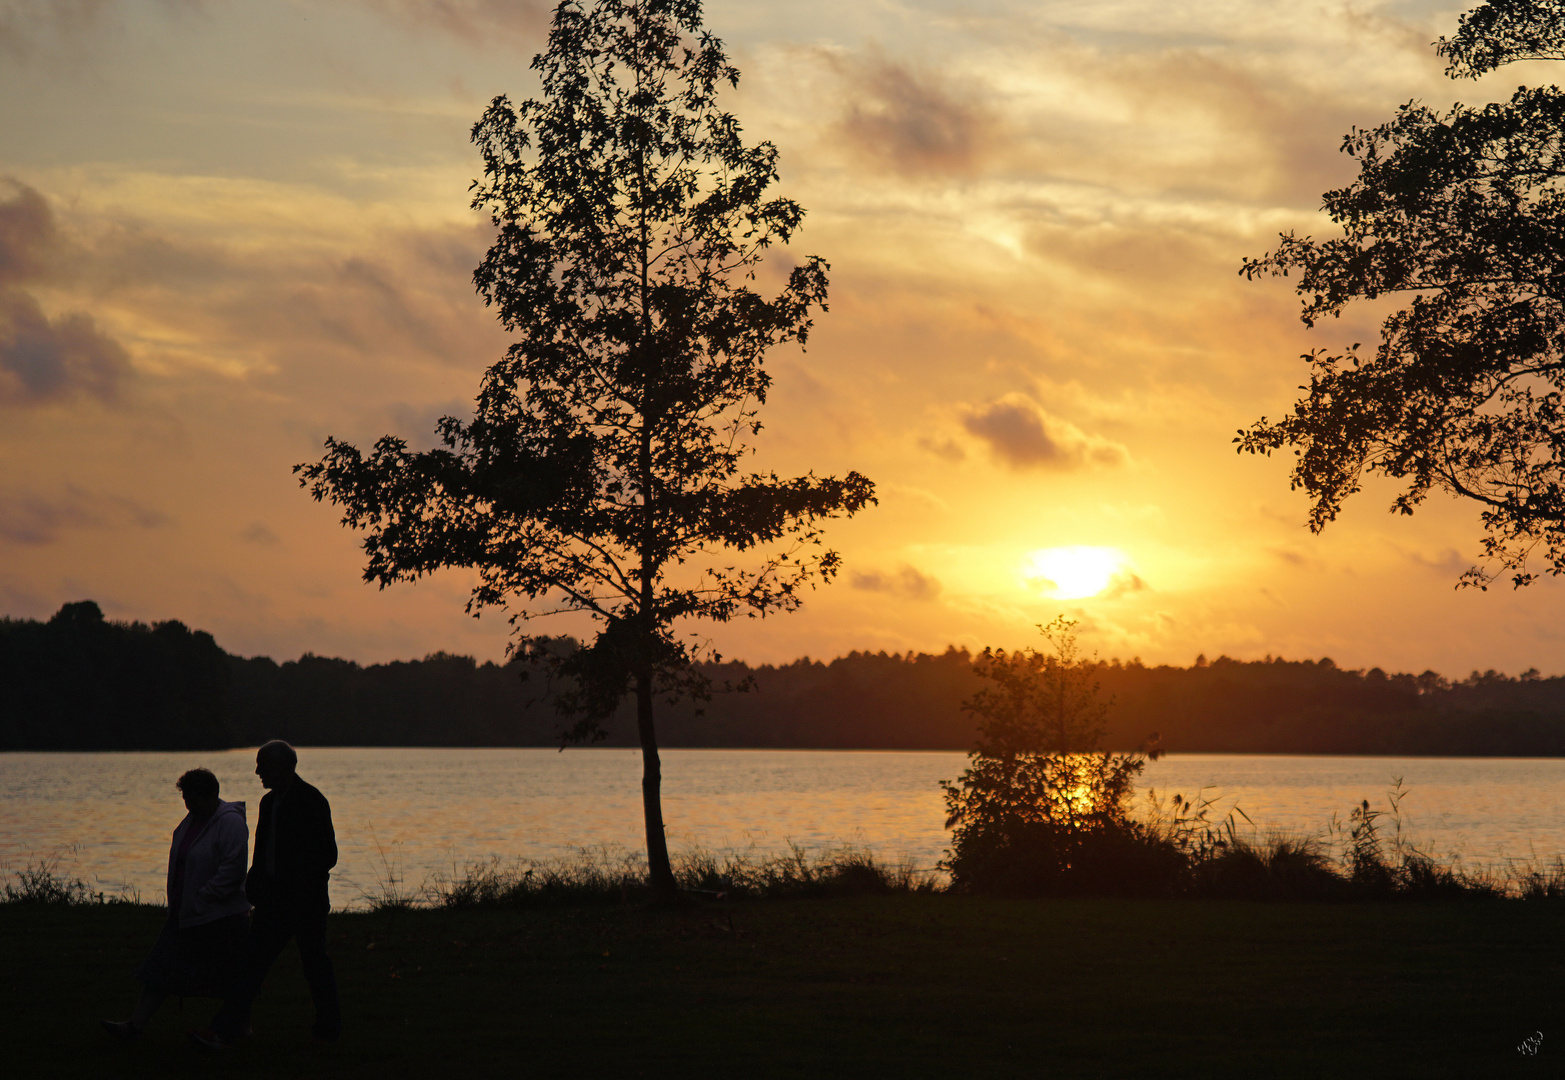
top-left (940, 617), bottom-right (1167, 894)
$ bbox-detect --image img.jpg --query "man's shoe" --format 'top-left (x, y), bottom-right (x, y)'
top-left (100, 1019), bottom-right (140, 1041)
top-left (187, 1028), bottom-right (231, 1051)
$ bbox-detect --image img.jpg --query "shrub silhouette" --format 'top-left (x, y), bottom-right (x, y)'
top-left (940, 617), bottom-right (1170, 895)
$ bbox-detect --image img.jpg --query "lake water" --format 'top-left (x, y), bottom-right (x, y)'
top-left (4, 748), bottom-right (1564, 909)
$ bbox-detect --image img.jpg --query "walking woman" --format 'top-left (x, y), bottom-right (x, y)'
top-left (101, 767), bottom-right (250, 1040)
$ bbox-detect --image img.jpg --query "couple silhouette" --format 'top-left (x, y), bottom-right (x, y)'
top-left (101, 740), bottom-right (341, 1048)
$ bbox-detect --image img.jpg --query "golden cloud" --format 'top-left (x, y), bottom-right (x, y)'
top-left (850, 564), bottom-right (943, 601)
top-left (958, 392), bottom-right (1129, 471)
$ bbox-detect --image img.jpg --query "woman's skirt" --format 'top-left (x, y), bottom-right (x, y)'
top-left (132, 912), bottom-right (248, 998)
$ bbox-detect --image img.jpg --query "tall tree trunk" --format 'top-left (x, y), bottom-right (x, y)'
top-left (635, 669), bottom-right (677, 898)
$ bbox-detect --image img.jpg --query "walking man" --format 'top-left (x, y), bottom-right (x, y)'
top-left (194, 739), bottom-right (340, 1047)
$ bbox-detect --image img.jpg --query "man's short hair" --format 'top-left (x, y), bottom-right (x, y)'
top-left (176, 767), bottom-right (220, 800)
top-left (257, 739), bottom-right (298, 770)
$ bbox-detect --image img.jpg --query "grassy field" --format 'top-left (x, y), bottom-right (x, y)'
top-left (3, 895), bottom-right (1562, 1078)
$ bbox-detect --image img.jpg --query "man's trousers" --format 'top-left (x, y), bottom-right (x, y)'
top-left (213, 899), bottom-right (340, 1041)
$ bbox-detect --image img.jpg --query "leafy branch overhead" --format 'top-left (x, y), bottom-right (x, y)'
top-left (1238, 0), bottom-right (1565, 587)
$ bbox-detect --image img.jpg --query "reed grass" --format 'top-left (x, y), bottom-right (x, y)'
top-left (1512, 856), bottom-right (1565, 900)
top-left (0, 852), bottom-right (138, 906)
top-left (355, 836), bottom-right (420, 912)
top-left (949, 779), bottom-right (1545, 902)
top-left (359, 820), bottom-right (1552, 911)
top-left (414, 841), bottom-right (941, 912)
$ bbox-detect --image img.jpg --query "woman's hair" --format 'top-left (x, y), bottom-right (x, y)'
top-left (176, 767), bottom-right (220, 801)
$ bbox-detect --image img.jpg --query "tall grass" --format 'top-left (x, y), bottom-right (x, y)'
top-left (937, 779), bottom-right (1552, 902)
top-left (344, 804), bottom-right (1565, 912)
top-left (1162, 778), bottom-right (1519, 901)
top-left (356, 835), bottom-right (420, 912)
top-left (1512, 857), bottom-right (1565, 900)
top-left (0, 853), bottom-right (139, 906)
top-left (674, 841), bottom-right (941, 901)
top-left (372, 843), bottom-right (943, 912)
top-left (429, 845), bottom-right (645, 910)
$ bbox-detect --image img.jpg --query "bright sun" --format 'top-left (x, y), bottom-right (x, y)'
top-left (1022, 546), bottom-right (1126, 600)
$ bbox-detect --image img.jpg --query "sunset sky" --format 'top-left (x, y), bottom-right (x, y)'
top-left (5, 0), bottom-right (1563, 677)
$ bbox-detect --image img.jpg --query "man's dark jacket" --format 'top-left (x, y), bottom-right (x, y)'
top-left (245, 776), bottom-right (337, 910)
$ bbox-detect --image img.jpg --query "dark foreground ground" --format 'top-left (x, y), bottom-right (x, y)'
top-left (2, 896), bottom-right (1560, 1078)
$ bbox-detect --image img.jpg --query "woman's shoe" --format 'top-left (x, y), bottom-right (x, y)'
top-left (100, 1019), bottom-right (140, 1041)
top-left (187, 1028), bottom-right (231, 1051)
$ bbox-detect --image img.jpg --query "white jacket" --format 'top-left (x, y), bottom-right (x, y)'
top-left (166, 799), bottom-right (252, 927)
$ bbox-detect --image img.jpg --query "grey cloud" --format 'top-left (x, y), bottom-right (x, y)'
top-left (4, 186), bottom-right (502, 420)
top-left (185, 228), bottom-right (501, 381)
top-left (240, 521), bottom-right (281, 547)
top-left (817, 29), bottom-right (1411, 211)
top-left (0, 493), bottom-right (95, 544)
top-left (851, 565), bottom-right (942, 601)
top-left (917, 435), bottom-right (966, 463)
top-left (333, 256), bottom-right (457, 360)
top-left (1272, 546), bottom-right (1324, 572)
top-left (0, 0), bottom-right (114, 59)
top-left (884, 483), bottom-right (950, 513)
top-left (0, 582), bottom-right (47, 615)
top-left (0, 486), bottom-right (169, 545)
top-left (388, 399), bottom-right (469, 451)
top-left (960, 393), bottom-right (1128, 471)
top-left (0, 180), bottom-right (134, 406)
top-left (64, 207), bottom-right (501, 402)
top-left (401, 224), bottom-right (496, 283)
top-left (1021, 218), bottom-right (1239, 294)
top-left (1408, 547), bottom-right (1469, 576)
top-left (0, 0), bottom-right (201, 62)
top-left (89, 221), bottom-right (240, 293)
top-left (0, 291), bottom-right (132, 405)
top-left (355, 0), bottom-right (549, 50)
top-left (0, 178), bottom-right (55, 286)
top-left (1102, 571), bottom-right (1148, 600)
top-left (833, 53), bottom-right (998, 178)
top-left (1022, 43), bottom-right (1392, 209)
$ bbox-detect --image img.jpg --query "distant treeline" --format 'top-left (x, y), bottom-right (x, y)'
top-left (2, 601), bottom-right (231, 750)
top-left (5, 602), bottom-right (1565, 755)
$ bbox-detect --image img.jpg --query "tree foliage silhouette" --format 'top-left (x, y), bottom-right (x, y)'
top-left (941, 618), bottom-right (1162, 894)
top-left (1239, 0), bottom-right (1565, 587)
top-left (296, 0), bottom-right (873, 895)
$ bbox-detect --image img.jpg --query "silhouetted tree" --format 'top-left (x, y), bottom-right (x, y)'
top-left (0, 601), bottom-right (229, 749)
top-left (941, 618), bottom-right (1165, 894)
top-left (295, 0), bottom-right (873, 896)
top-left (1239, 0), bottom-right (1565, 587)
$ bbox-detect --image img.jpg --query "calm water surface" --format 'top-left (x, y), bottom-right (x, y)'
top-left (3, 748), bottom-right (1563, 909)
